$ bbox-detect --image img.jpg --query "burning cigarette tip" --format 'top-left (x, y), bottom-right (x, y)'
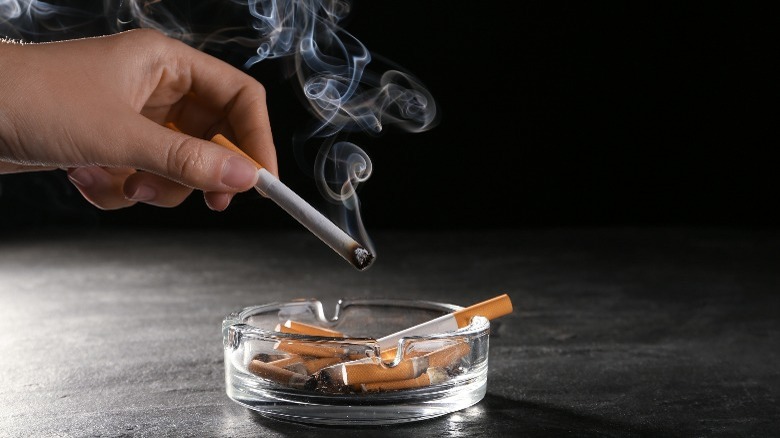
top-left (353, 247), bottom-right (374, 271)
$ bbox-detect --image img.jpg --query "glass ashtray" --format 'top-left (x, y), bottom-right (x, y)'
top-left (222, 298), bottom-right (490, 425)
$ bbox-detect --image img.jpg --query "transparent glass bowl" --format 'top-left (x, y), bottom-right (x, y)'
top-left (222, 298), bottom-right (490, 425)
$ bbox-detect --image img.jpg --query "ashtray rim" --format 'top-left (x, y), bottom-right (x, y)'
top-left (222, 297), bottom-right (493, 343)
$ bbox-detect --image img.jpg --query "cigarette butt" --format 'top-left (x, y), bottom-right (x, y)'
top-left (425, 341), bottom-right (471, 369)
top-left (164, 121), bottom-right (181, 132)
top-left (379, 346), bottom-right (429, 362)
top-left (274, 340), bottom-right (362, 359)
top-left (275, 320), bottom-right (345, 337)
top-left (266, 355), bottom-right (306, 369)
top-left (380, 347), bottom-right (398, 362)
top-left (359, 367), bottom-right (449, 392)
top-left (331, 341), bottom-right (469, 386)
top-left (247, 359), bottom-right (316, 390)
top-left (340, 356), bottom-right (427, 386)
top-left (452, 293), bottom-right (513, 327)
top-left (287, 356), bottom-right (344, 375)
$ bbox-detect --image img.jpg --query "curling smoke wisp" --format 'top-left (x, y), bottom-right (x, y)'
top-left (1, 1), bottom-right (439, 256)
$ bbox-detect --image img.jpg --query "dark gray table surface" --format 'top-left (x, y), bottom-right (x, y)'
top-left (1, 227), bottom-right (778, 437)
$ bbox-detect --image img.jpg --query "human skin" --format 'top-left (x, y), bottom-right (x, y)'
top-left (0, 29), bottom-right (278, 211)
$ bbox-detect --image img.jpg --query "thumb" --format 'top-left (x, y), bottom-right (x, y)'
top-left (113, 116), bottom-right (259, 193)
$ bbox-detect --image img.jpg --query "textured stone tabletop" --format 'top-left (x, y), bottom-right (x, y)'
top-left (1, 227), bottom-right (778, 437)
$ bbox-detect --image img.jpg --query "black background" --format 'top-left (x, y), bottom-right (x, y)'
top-left (1, 1), bottom-right (776, 230)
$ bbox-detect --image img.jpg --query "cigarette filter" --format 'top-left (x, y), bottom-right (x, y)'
top-left (325, 341), bottom-right (470, 386)
top-left (424, 341), bottom-right (471, 369)
top-left (359, 367), bottom-right (449, 392)
top-left (287, 357), bottom-right (344, 375)
top-left (275, 320), bottom-right (345, 337)
top-left (375, 294), bottom-right (513, 350)
top-left (266, 355), bottom-right (306, 369)
top-left (248, 359), bottom-right (316, 390)
top-left (274, 340), bottom-right (364, 359)
top-left (338, 356), bottom-right (427, 386)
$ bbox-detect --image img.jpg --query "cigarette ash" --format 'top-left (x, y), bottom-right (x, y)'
top-left (353, 247), bottom-right (374, 271)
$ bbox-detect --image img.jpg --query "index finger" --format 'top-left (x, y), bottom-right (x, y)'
top-left (169, 41), bottom-right (278, 177)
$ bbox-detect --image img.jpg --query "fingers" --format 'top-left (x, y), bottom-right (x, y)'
top-left (67, 166), bottom-right (211, 210)
top-left (154, 92), bottom-right (236, 142)
top-left (122, 171), bottom-right (195, 208)
top-left (6, 31), bottom-right (274, 213)
top-left (113, 116), bottom-right (260, 194)
top-left (204, 192), bottom-right (235, 212)
top-left (67, 167), bottom-right (138, 210)
top-left (172, 43), bottom-right (278, 177)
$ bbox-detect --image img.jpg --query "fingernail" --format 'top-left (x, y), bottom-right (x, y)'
top-left (127, 185), bottom-right (156, 202)
top-left (206, 192), bottom-right (233, 212)
top-left (221, 156), bottom-right (259, 189)
top-left (68, 168), bottom-right (94, 188)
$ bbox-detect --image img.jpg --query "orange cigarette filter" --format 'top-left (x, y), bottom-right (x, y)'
top-left (376, 293), bottom-right (513, 350)
top-left (452, 293), bottom-right (514, 327)
top-left (248, 359), bottom-right (315, 390)
top-left (341, 357), bottom-right (425, 385)
top-left (379, 339), bottom-right (467, 364)
top-left (274, 340), bottom-right (364, 359)
top-left (210, 133), bottom-right (263, 168)
top-left (380, 347), bottom-right (398, 362)
top-left (359, 367), bottom-right (449, 393)
top-left (424, 341), bottom-right (471, 369)
top-left (275, 320), bottom-right (345, 338)
top-left (266, 355), bottom-right (306, 369)
top-left (328, 340), bottom-right (470, 386)
top-left (289, 357), bottom-right (344, 375)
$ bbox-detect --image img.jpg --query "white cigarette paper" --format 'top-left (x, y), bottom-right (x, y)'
top-left (376, 294), bottom-right (513, 350)
top-left (202, 129), bottom-right (374, 271)
top-left (254, 168), bottom-right (373, 271)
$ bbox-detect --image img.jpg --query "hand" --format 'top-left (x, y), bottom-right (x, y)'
top-left (0, 29), bottom-right (277, 211)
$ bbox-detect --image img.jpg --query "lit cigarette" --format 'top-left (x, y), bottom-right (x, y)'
top-left (209, 133), bottom-right (374, 271)
top-left (247, 359), bottom-right (317, 390)
top-left (359, 367), bottom-right (449, 392)
top-left (375, 293), bottom-right (513, 350)
top-left (164, 123), bottom-right (374, 271)
top-left (274, 320), bottom-right (345, 337)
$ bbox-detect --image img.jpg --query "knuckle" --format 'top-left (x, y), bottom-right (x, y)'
top-left (166, 137), bottom-right (210, 186)
top-left (226, 83), bottom-right (267, 117)
top-left (253, 82), bottom-right (267, 98)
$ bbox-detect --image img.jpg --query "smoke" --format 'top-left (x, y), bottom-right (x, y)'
top-left (0, 1), bottom-right (100, 39)
top-left (1, 1), bottom-right (439, 251)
